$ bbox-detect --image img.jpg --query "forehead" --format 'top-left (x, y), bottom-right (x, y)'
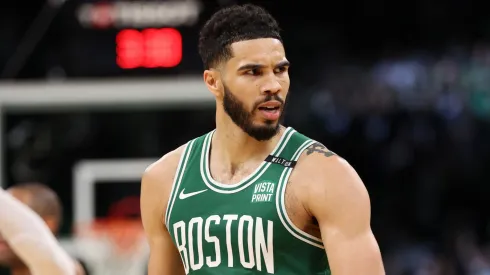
top-left (228, 38), bottom-right (286, 68)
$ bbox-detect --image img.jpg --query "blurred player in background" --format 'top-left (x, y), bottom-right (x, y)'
top-left (0, 183), bottom-right (85, 275)
top-left (141, 3), bottom-right (384, 275)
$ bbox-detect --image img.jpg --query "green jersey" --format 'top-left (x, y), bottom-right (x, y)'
top-left (165, 127), bottom-right (330, 274)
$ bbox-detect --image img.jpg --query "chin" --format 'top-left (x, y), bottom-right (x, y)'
top-left (254, 116), bottom-right (279, 124)
top-left (256, 123), bottom-right (281, 132)
top-left (252, 122), bottom-right (277, 129)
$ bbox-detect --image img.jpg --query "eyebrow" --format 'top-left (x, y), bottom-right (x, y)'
top-left (237, 60), bottom-right (290, 71)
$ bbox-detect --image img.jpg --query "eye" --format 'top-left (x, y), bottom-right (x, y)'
top-left (274, 66), bottom-right (288, 74)
top-left (245, 68), bottom-right (261, 76)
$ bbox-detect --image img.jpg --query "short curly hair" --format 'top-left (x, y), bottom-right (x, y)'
top-left (198, 4), bottom-right (282, 69)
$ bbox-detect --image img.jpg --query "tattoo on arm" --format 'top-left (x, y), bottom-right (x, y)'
top-left (305, 142), bottom-right (336, 158)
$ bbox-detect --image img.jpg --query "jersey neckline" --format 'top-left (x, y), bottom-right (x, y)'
top-left (199, 127), bottom-right (296, 194)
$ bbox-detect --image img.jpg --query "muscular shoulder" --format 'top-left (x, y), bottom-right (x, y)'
top-left (294, 142), bottom-right (346, 180)
top-left (142, 144), bottom-right (186, 191)
top-left (291, 142), bottom-right (369, 210)
top-left (140, 144), bottom-right (187, 220)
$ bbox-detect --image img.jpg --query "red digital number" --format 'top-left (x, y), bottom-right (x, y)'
top-left (116, 28), bottom-right (182, 69)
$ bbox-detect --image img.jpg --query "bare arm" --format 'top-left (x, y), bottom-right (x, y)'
top-left (298, 144), bottom-right (385, 275)
top-left (75, 261), bottom-right (86, 275)
top-left (0, 188), bottom-right (76, 275)
top-left (141, 147), bottom-right (186, 275)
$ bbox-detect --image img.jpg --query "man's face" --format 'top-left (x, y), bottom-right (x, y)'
top-left (220, 38), bottom-right (290, 141)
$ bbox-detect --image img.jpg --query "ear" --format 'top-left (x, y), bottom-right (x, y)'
top-left (203, 69), bottom-right (223, 98)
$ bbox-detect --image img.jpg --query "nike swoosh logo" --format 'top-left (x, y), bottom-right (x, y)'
top-left (179, 188), bottom-right (208, 200)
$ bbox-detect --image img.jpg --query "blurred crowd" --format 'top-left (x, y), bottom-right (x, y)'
top-left (293, 43), bottom-right (490, 275)
top-left (311, 43), bottom-right (490, 118)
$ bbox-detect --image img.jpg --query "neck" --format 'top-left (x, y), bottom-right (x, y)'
top-left (214, 112), bottom-right (285, 169)
top-left (11, 266), bottom-right (30, 275)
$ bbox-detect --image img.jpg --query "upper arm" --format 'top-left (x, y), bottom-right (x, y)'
top-left (140, 147), bottom-right (186, 275)
top-left (16, 241), bottom-right (76, 275)
top-left (297, 145), bottom-right (385, 275)
top-left (0, 189), bottom-right (77, 275)
top-left (7, 234), bottom-right (77, 275)
top-left (75, 261), bottom-right (86, 275)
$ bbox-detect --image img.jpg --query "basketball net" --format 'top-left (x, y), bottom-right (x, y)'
top-left (74, 218), bottom-right (149, 275)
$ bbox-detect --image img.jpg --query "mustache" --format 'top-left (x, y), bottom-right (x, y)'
top-left (252, 94), bottom-right (284, 110)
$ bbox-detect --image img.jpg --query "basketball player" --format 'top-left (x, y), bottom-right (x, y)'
top-left (141, 4), bottom-right (385, 275)
top-left (0, 183), bottom-right (84, 275)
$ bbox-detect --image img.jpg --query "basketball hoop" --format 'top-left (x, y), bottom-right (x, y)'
top-left (74, 218), bottom-right (149, 275)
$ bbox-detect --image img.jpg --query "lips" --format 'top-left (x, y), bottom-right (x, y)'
top-left (257, 100), bottom-right (282, 121)
top-left (257, 100), bottom-right (281, 112)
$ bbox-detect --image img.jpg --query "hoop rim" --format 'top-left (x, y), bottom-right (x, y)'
top-left (74, 218), bottom-right (145, 253)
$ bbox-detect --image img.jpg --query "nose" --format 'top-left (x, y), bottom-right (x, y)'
top-left (260, 77), bottom-right (282, 95)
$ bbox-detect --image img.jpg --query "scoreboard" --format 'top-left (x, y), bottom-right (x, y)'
top-left (1, 0), bottom-right (289, 79)
top-left (45, 0), bottom-right (214, 78)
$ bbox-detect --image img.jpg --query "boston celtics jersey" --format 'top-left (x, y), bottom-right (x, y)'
top-left (165, 127), bottom-right (331, 275)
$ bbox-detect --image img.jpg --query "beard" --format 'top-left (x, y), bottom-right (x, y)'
top-left (222, 84), bottom-right (285, 141)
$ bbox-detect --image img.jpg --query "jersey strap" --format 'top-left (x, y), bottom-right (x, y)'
top-left (274, 132), bottom-right (326, 248)
top-left (164, 138), bottom-right (197, 227)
